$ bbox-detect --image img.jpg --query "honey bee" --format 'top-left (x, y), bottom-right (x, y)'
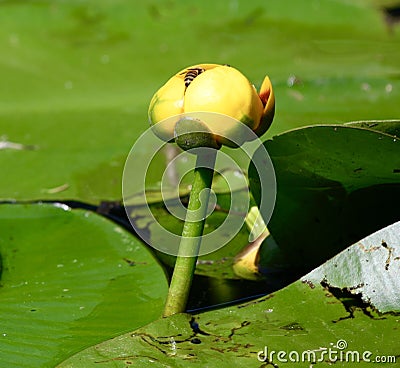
top-left (180, 67), bottom-right (205, 90)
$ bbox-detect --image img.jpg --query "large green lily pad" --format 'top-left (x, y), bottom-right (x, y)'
top-left (249, 123), bottom-right (400, 277)
top-left (58, 221), bottom-right (400, 367)
top-left (0, 203), bottom-right (168, 368)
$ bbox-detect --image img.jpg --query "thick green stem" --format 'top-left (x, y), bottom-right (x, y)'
top-left (163, 150), bottom-right (217, 317)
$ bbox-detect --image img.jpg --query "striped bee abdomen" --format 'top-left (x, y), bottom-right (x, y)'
top-left (180, 67), bottom-right (205, 89)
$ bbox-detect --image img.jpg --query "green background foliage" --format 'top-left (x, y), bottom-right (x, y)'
top-left (1, 0), bottom-right (399, 203)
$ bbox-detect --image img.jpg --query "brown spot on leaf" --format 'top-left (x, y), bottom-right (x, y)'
top-left (302, 279), bottom-right (315, 289)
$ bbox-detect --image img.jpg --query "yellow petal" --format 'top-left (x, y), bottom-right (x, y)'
top-left (184, 65), bottom-right (264, 145)
top-left (184, 66), bottom-right (262, 124)
top-left (232, 235), bottom-right (265, 281)
top-left (148, 75), bottom-right (185, 140)
top-left (253, 75), bottom-right (275, 137)
top-left (148, 64), bottom-right (220, 141)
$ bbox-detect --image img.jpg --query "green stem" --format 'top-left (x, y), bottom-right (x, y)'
top-left (163, 149), bottom-right (217, 317)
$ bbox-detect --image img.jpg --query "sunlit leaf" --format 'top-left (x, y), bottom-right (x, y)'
top-left (0, 203), bottom-right (168, 368)
top-left (58, 222), bottom-right (400, 367)
top-left (304, 221), bottom-right (400, 313)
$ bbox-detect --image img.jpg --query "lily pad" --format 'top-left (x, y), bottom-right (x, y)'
top-left (0, 203), bottom-right (168, 368)
top-left (58, 222), bottom-right (400, 367)
top-left (345, 120), bottom-right (400, 137)
top-left (249, 123), bottom-right (400, 276)
top-left (304, 221), bottom-right (400, 313)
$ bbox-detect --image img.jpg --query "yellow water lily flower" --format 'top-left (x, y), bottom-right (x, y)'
top-left (148, 63), bottom-right (275, 148)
